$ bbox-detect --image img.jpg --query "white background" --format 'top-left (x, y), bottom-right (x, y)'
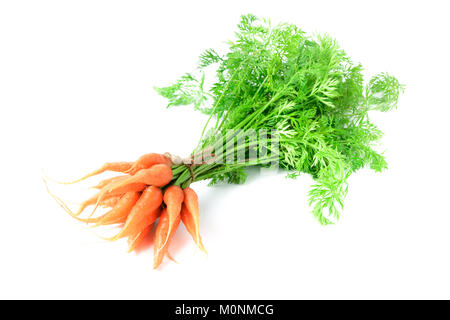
top-left (1, 0), bottom-right (449, 299)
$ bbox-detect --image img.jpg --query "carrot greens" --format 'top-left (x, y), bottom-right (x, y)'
top-left (156, 14), bottom-right (403, 224)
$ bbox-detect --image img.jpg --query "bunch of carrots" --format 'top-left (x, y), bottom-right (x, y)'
top-left (46, 153), bottom-right (207, 269)
top-left (46, 15), bottom-right (402, 269)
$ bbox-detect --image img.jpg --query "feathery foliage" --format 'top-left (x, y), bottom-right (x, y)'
top-left (156, 14), bottom-right (403, 224)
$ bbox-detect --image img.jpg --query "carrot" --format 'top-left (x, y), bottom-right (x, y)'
top-left (182, 187), bottom-right (207, 254)
top-left (180, 203), bottom-right (207, 254)
top-left (107, 207), bottom-right (160, 242)
top-left (106, 186), bottom-right (163, 241)
top-left (160, 185), bottom-right (184, 250)
top-left (104, 164), bottom-right (173, 193)
top-left (91, 191), bottom-right (140, 227)
top-left (60, 162), bottom-right (133, 184)
top-left (92, 164), bottom-right (172, 215)
top-left (127, 224), bottom-right (153, 253)
top-left (153, 208), bottom-right (181, 269)
top-left (83, 182), bottom-right (147, 217)
top-left (126, 153), bottom-right (172, 175)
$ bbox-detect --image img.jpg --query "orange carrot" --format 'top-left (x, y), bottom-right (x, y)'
top-left (91, 164), bottom-right (172, 215)
top-left (161, 185), bottom-right (184, 250)
top-left (127, 224), bottom-right (153, 253)
top-left (60, 162), bottom-right (133, 184)
top-left (89, 182), bottom-right (147, 217)
top-left (92, 191), bottom-right (140, 227)
top-left (153, 208), bottom-right (181, 269)
top-left (182, 187), bottom-right (207, 254)
top-left (180, 203), bottom-right (207, 254)
top-left (126, 153), bottom-right (172, 175)
top-left (104, 164), bottom-right (173, 193)
top-left (107, 186), bottom-right (163, 240)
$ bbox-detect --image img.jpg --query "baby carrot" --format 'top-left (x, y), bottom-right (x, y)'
top-left (107, 186), bottom-right (163, 241)
top-left (92, 191), bottom-right (140, 227)
top-left (92, 165), bottom-right (172, 215)
top-left (161, 185), bottom-right (184, 250)
top-left (153, 208), bottom-right (181, 269)
top-left (104, 164), bottom-right (173, 193)
top-left (182, 187), bottom-right (207, 253)
top-left (180, 203), bottom-right (207, 254)
top-left (77, 185), bottom-right (142, 216)
top-left (126, 153), bottom-right (172, 175)
top-left (87, 182), bottom-right (147, 217)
